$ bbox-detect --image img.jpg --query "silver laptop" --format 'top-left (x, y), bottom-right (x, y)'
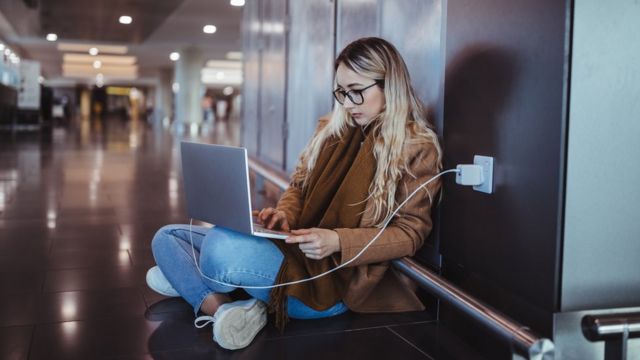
top-left (180, 141), bottom-right (290, 240)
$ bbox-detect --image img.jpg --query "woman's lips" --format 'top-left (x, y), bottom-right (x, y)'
top-left (351, 113), bottom-right (362, 118)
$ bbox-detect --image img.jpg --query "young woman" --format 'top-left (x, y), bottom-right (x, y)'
top-left (147, 37), bottom-right (443, 350)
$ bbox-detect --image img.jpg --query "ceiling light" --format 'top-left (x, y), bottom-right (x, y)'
top-left (230, 0), bottom-right (245, 6)
top-left (58, 43), bottom-right (128, 54)
top-left (223, 86), bottom-right (234, 96)
top-left (63, 54), bottom-right (137, 65)
top-left (93, 60), bottom-right (102, 69)
top-left (4, 49), bottom-right (10, 56)
top-left (216, 72), bottom-right (225, 80)
top-left (46, 33), bottom-right (58, 42)
top-left (203, 25), bottom-right (217, 34)
top-left (0, 44), bottom-right (4, 51)
top-left (89, 47), bottom-right (99, 56)
top-left (169, 52), bottom-right (180, 61)
top-left (96, 73), bottom-right (104, 81)
top-left (119, 15), bottom-right (132, 25)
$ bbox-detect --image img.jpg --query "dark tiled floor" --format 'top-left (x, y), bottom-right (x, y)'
top-left (0, 116), bottom-right (483, 359)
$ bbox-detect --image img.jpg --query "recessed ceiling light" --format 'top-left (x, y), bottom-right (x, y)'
top-left (170, 52), bottom-right (180, 61)
top-left (89, 47), bottom-right (99, 56)
top-left (119, 15), bottom-right (132, 25)
top-left (223, 86), bottom-right (234, 95)
top-left (93, 60), bottom-right (102, 69)
top-left (230, 0), bottom-right (245, 6)
top-left (46, 33), bottom-right (58, 42)
top-left (203, 25), bottom-right (217, 34)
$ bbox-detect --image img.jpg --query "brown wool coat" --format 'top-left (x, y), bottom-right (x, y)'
top-left (276, 118), bottom-right (441, 313)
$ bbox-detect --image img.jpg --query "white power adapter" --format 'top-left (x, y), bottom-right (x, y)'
top-left (455, 164), bottom-right (484, 186)
top-left (455, 155), bottom-right (494, 193)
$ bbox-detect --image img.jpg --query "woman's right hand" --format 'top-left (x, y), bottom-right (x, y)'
top-left (252, 208), bottom-right (290, 232)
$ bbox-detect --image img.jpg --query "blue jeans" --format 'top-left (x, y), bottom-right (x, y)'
top-left (151, 224), bottom-right (348, 319)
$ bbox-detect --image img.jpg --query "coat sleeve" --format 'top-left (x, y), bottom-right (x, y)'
top-left (334, 142), bottom-right (441, 267)
top-left (275, 185), bottom-right (303, 230)
top-left (275, 116), bottom-right (331, 229)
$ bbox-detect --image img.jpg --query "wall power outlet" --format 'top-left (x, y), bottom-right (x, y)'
top-left (473, 155), bottom-right (494, 194)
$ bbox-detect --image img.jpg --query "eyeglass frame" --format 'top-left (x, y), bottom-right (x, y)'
top-left (332, 81), bottom-right (380, 105)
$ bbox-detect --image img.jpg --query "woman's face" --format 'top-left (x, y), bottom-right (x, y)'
top-left (335, 63), bottom-right (385, 126)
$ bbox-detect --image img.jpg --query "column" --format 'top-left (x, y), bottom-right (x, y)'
top-left (173, 46), bottom-right (204, 126)
top-left (155, 67), bottom-right (173, 125)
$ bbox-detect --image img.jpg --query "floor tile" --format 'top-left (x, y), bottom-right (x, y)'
top-left (37, 288), bottom-right (147, 323)
top-left (0, 293), bottom-right (37, 327)
top-left (0, 271), bottom-right (45, 294)
top-left (29, 317), bottom-right (160, 360)
top-left (46, 249), bottom-right (132, 270)
top-left (187, 327), bottom-right (430, 360)
top-left (0, 325), bottom-right (32, 360)
top-left (42, 266), bottom-right (146, 293)
top-left (389, 322), bottom-right (487, 360)
top-left (261, 309), bottom-right (436, 339)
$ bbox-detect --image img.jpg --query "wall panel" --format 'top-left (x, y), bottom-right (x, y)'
top-left (241, 0), bottom-right (262, 155)
top-left (440, 0), bottom-right (570, 334)
top-left (562, 0), bottom-right (640, 311)
top-left (285, 0), bottom-right (336, 172)
top-left (258, 0), bottom-right (288, 168)
top-left (335, 0), bottom-right (379, 53)
top-left (380, 0), bottom-right (445, 131)
top-left (380, 0), bottom-right (446, 268)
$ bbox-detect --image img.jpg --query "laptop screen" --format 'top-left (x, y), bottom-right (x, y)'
top-left (180, 142), bottom-right (254, 235)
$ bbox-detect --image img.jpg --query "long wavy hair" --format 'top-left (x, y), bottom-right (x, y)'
top-left (292, 37), bottom-right (442, 226)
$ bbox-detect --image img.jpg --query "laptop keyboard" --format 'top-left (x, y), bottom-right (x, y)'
top-left (253, 223), bottom-right (290, 236)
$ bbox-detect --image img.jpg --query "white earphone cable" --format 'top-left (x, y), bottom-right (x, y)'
top-left (188, 168), bottom-right (460, 290)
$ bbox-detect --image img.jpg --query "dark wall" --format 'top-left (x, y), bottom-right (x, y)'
top-left (0, 84), bottom-right (18, 125)
top-left (439, 0), bottom-right (570, 336)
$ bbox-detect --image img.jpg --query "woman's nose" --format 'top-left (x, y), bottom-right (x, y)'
top-left (342, 97), bottom-right (355, 109)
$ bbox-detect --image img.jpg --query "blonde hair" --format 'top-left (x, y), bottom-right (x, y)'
top-left (293, 37), bottom-right (442, 226)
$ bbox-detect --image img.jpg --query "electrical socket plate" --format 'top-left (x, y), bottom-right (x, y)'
top-left (473, 155), bottom-right (494, 194)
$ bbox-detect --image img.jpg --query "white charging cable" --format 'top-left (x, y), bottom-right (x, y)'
top-left (188, 168), bottom-right (464, 290)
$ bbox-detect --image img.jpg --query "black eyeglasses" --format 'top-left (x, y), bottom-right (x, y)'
top-left (333, 82), bottom-right (378, 105)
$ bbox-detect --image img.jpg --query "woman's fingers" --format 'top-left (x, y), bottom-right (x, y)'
top-left (259, 208), bottom-right (274, 221)
top-left (285, 232), bottom-right (314, 244)
top-left (267, 213), bottom-right (282, 229)
top-left (291, 228), bottom-right (312, 235)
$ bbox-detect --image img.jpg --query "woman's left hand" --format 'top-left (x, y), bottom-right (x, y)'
top-left (285, 228), bottom-right (341, 260)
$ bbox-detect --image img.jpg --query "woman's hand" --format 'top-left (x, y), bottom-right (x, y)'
top-left (252, 208), bottom-right (290, 232)
top-left (285, 228), bottom-right (341, 260)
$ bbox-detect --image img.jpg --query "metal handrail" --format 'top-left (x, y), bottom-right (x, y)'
top-left (247, 156), bottom-right (290, 190)
top-left (393, 257), bottom-right (554, 359)
top-left (582, 313), bottom-right (640, 341)
top-left (247, 155), bottom-right (555, 360)
top-left (582, 312), bottom-right (640, 360)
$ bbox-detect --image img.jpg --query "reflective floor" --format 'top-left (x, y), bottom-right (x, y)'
top-left (0, 115), bottom-right (483, 359)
